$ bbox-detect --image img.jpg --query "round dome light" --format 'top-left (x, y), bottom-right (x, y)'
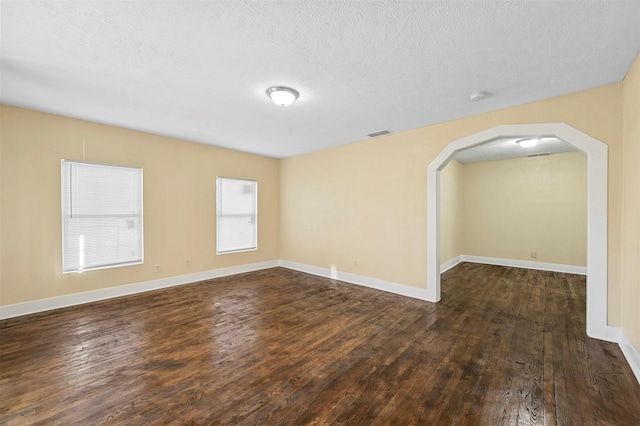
top-left (266, 86), bottom-right (299, 107)
top-left (516, 138), bottom-right (540, 148)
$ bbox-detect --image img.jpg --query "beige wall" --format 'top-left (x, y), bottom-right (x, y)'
top-left (280, 83), bottom-right (624, 324)
top-left (439, 159), bottom-right (464, 264)
top-left (621, 55), bottom-right (640, 350)
top-left (457, 152), bottom-right (587, 266)
top-left (1, 56), bottom-right (637, 352)
top-left (0, 106), bottom-right (280, 306)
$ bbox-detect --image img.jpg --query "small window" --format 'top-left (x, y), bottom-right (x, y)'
top-left (61, 160), bottom-right (143, 273)
top-left (216, 177), bottom-right (257, 254)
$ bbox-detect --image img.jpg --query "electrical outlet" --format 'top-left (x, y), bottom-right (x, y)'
top-left (531, 252), bottom-right (537, 259)
top-left (354, 259), bottom-right (358, 268)
top-left (155, 264), bottom-right (161, 273)
top-left (185, 259), bottom-right (191, 267)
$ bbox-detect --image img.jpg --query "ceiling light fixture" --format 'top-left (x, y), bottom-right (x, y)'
top-left (469, 91), bottom-right (489, 101)
top-left (266, 86), bottom-right (299, 107)
top-left (516, 137), bottom-right (540, 148)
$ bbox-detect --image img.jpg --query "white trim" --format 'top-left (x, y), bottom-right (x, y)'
top-left (216, 177), bottom-right (258, 255)
top-left (459, 255), bottom-right (587, 275)
top-left (427, 123), bottom-right (609, 340)
top-left (440, 255), bottom-right (463, 273)
top-left (619, 330), bottom-right (640, 385)
top-left (2, 257), bottom-right (637, 384)
top-left (0, 260), bottom-right (279, 320)
top-left (279, 260), bottom-right (432, 301)
top-left (589, 324), bottom-right (622, 344)
top-left (439, 254), bottom-right (637, 379)
top-left (61, 160), bottom-right (144, 274)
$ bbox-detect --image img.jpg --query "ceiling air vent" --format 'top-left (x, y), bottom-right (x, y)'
top-left (527, 152), bottom-right (551, 158)
top-left (367, 129), bottom-right (392, 138)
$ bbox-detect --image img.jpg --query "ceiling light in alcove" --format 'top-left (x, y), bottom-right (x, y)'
top-left (516, 137), bottom-right (540, 148)
top-left (266, 86), bottom-right (299, 107)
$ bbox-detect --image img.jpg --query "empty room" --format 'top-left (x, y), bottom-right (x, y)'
top-left (1, 1), bottom-right (639, 424)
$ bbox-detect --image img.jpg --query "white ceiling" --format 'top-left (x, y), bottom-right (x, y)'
top-left (1, 1), bottom-right (639, 159)
top-left (454, 137), bottom-right (577, 164)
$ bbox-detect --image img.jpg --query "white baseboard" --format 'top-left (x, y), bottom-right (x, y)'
top-left (458, 255), bottom-right (587, 275)
top-left (0, 256), bottom-right (591, 320)
top-left (588, 326), bottom-right (640, 384)
top-left (440, 256), bottom-right (638, 384)
top-left (279, 260), bottom-right (432, 301)
top-left (440, 255), bottom-right (463, 273)
top-left (2, 257), bottom-right (638, 385)
top-left (587, 324), bottom-right (620, 343)
top-left (0, 260), bottom-right (279, 320)
top-left (619, 330), bottom-right (640, 385)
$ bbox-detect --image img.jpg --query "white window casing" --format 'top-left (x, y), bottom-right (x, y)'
top-left (61, 160), bottom-right (143, 273)
top-left (216, 177), bottom-right (257, 254)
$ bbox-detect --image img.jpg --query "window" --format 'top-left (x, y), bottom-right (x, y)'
top-left (61, 160), bottom-right (143, 273)
top-left (216, 177), bottom-right (257, 254)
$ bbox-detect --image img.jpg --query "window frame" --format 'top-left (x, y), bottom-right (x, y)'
top-left (216, 177), bottom-right (258, 255)
top-left (61, 159), bottom-right (144, 273)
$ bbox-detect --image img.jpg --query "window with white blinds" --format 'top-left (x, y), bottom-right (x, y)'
top-left (216, 177), bottom-right (257, 254)
top-left (61, 160), bottom-right (143, 273)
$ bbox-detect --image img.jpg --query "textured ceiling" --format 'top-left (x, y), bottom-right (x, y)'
top-left (1, 1), bottom-right (639, 159)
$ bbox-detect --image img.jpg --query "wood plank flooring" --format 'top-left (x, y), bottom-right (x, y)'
top-left (1, 263), bottom-right (639, 425)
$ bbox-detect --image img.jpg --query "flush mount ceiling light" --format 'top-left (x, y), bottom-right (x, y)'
top-left (469, 91), bottom-right (489, 101)
top-left (266, 86), bottom-right (299, 107)
top-left (516, 137), bottom-right (540, 148)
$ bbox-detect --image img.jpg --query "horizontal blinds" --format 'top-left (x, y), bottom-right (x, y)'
top-left (217, 177), bottom-right (257, 254)
top-left (62, 160), bottom-right (143, 273)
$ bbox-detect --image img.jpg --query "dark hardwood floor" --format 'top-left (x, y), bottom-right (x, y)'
top-left (1, 263), bottom-right (639, 425)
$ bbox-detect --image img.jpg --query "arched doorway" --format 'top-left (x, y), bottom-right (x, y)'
top-left (426, 123), bottom-right (616, 342)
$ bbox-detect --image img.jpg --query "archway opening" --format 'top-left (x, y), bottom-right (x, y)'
top-left (426, 123), bottom-right (615, 342)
